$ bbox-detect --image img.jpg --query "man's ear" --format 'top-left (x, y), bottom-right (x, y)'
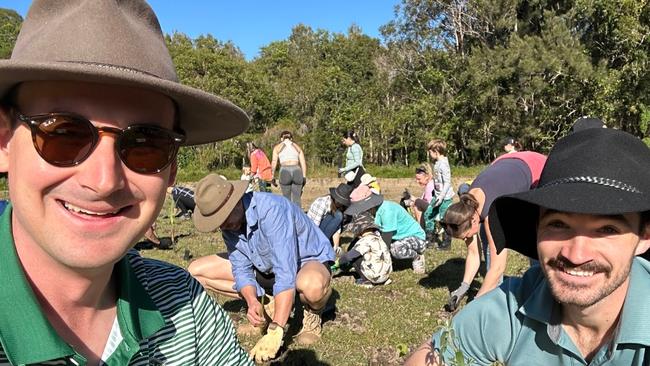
top-left (635, 222), bottom-right (650, 256)
top-left (0, 105), bottom-right (13, 172)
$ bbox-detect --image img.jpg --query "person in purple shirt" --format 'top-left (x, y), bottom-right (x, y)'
top-left (188, 174), bottom-right (334, 363)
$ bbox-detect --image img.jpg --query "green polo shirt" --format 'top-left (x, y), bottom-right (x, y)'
top-left (432, 258), bottom-right (650, 365)
top-left (0, 203), bottom-right (252, 365)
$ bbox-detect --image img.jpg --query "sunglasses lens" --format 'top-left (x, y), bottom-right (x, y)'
top-left (33, 115), bottom-right (95, 166)
top-left (119, 126), bottom-right (177, 174)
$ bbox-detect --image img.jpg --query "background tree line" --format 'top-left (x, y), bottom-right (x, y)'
top-left (1, 0), bottom-right (649, 173)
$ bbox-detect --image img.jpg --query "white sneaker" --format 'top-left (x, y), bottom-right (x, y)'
top-left (412, 254), bottom-right (426, 274)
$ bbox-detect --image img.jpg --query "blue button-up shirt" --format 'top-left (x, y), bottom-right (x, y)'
top-left (432, 258), bottom-right (650, 365)
top-left (222, 192), bottom-right (335, 296)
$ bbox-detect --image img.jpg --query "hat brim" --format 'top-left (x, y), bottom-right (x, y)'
top-left (329, 187), bottom-right (351, 207)
top-left (344, 195), bottom-right (384, 216)
top-left (193, 180), bottom-right (248, 232)
top-left (0, 61), bottom-right (250, 146)
top-left (490, 182), bottom-right (650, 260)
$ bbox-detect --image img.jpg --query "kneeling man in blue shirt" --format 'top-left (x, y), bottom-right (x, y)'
top-left (188, 174), bottom-right (335, 363)
top-left (406, 127), bottom-right (650, 365)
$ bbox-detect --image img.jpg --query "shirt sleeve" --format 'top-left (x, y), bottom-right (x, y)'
top-left (258, 206), bottom-right (299, 296)
top-left (223, 231), bottom-right (264, 296)
top-left (342, 144), bottom-right (363, 172)
top-left (250, 151), bottom-right (260, 177)
top-left (307, 196), bottom-right (328, 227)
top-left (439, 160), bottom-right (453, 200)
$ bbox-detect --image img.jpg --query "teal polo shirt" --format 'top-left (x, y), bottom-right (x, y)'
top-left (375, 201), bottom-right (425, 240)
top-left (0, 203), bottom-right (165, 365)
top-left (432, 258), bottom-right (650, 365)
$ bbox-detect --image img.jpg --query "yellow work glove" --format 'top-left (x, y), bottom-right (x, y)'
top-left (250, 325), bottom-right (284, 363)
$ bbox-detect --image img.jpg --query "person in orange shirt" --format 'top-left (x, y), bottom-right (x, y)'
top-left (247, 142), bottom-right (273, 192)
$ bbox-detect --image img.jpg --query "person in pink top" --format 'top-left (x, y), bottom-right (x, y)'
top-left (441, 150), bottom-right (546, 309)
top-left (247, 142), bottom-right (273, 192)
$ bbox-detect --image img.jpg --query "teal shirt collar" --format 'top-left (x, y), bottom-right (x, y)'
top-left (519, 258), bottom-right (650, 348)
top-left (0, 203), bottom-right (165, 364)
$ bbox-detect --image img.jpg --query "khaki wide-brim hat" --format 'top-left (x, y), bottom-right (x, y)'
top-left (0, 0), bottom-right (249, 146)
top-left (193, 174), bottom-right (248, 232)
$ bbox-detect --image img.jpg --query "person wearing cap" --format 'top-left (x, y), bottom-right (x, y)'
top-left (360, 173), bottom-right (381, 194)
top-left (333, 211), bottom-right (392, 287)
top-left (0, 1), bottom-right (252, 365)
top-left (501, 136), bottom-right (521, 153)
top-left (188, 174), bottom-right (335, 363)
top-left (307, 183), bottom-right (355, 254)
top-left (346, 186), bottom-right (427, 274)
top-left (441, 149), bottom-right (546, 309)
top-left (406, 128), bottom-right (650, 365)
top-left (571, 116), bottom-right (606, 133)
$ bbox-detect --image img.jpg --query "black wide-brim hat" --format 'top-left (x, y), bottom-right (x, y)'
top-left (329, 183), bottom-right (354, 207)
top-left (489, 128), bottom-right (650, 260)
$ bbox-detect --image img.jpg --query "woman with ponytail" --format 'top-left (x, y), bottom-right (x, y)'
top-left (339, 130), bottom-right (365, 188)
top-left (442, 150), bottom-right (547, 310)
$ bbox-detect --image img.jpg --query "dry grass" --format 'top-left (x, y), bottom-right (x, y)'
top-left (140, 177), bottom-right (530, 365)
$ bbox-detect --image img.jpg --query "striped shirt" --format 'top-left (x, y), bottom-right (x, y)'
top-left (0, 204), bottom-right (252, 366)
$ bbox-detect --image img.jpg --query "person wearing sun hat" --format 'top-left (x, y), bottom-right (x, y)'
top-left (306, 183), bottom-right (355, 254)
top-left (0, 1), bottom-right (253, 365)
top-left (346, 186), bottom-right (427, 274)
top-left (188, 174), bottom-right (335, 363)
top-left (407, 127), bottom-right (650, 366)
top-left (360, 173), bottom-right (381, 194)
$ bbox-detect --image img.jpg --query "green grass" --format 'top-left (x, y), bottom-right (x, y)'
top-left (143, 179), bottom-right (530, 366)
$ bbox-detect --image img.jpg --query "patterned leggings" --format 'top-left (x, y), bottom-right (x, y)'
top-left (389, 236), bottom-right (427, 259)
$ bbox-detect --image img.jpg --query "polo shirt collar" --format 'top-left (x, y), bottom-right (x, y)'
top-left (614, 258), bottom-right (650, 346)
top-left (518, 258), bottom-right (650, 347)
top-left (0, 204), bottom-right (165, 364)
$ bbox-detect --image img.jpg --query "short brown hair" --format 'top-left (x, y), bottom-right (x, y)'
top-left (427, 139), bottom-right (447, 155)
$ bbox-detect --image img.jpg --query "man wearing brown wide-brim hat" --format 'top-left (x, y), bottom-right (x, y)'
top-left (407, 128), bottom-right (650, 365)
top-left (188, 174), bottom-right (335, 363)
top-left (0, 1), bottom-right (251, 365)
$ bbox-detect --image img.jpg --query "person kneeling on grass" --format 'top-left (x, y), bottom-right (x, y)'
top-left (333, 211), bottom-right (393, 288)
top-left (188, 174), bottom-right (335, 363)
top-left (406, 128), bottom-right (650, 365)
top-left (345, 186), bottom-right (427, 274)
top-left (306, 183), bottom-right (354, 254)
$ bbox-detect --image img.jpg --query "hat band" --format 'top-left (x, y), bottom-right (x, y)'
top-left (203, 185), bottom-right (234, 216)
top-left (540, 176), bottom-right (642, 194)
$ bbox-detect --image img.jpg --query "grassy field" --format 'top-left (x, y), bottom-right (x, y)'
top-left (142, 176), bottom-right (530, 366)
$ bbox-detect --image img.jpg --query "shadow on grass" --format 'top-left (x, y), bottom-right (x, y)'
top-left (269, 348), bottom-right (331, 366)
top-left (418, 257), bottom-right (468, 291)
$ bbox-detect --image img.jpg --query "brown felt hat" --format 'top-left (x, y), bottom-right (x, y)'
top-left (193, 174), bottom-right (248, 232)
top-left (0, 0), bottom-right (249, 145)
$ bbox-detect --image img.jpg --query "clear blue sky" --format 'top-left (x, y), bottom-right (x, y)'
top-left (0, 1), bottom-right (399, 60)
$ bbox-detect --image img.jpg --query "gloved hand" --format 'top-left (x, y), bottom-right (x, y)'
top-left (447, 282), bottom-right (470, 311)
top-left (330, 259), bottom-right (340, 272)
top-left (250, 325), bottom-right (284, 363)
